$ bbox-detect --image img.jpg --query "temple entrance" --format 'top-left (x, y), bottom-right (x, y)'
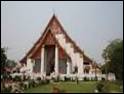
top-left (44, 45), bottom-right (55, 76)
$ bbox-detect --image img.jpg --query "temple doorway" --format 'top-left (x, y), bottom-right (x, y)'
top-left (44, 45), bottom-right (55, 76)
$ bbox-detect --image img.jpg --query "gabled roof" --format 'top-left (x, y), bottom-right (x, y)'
top-left (20, 14), bottom-right (92, 63)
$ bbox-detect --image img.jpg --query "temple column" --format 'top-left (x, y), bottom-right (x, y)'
top-left (67, 60), bottom-right (71, 75)
top-left (89, 64), bottom-right (92, 74)
top-left (55, 45), bottom-right (59, 75)
top-left (41, 45), bottom-right (45, 75)
top-left (89, 64), bottom-right (92, 80)
top-left (27, 58), bottom-right (33, 76)
top-left (77, 57), bottom-right (84, 80)
top-left (78, 60), bottom-right (84, 75)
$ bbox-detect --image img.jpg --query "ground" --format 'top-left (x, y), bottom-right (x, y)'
top-left (24, 81), bottom-right (123, 93)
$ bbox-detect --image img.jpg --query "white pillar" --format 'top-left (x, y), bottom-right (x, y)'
top-left (55, 45), bottom-right (59, 75)
top-left (67, 61), bottom-right (71, 75)
top-left (41, 46), bottom-right (45, 75)
top-left (78, 58), bottom-right (84, 75)
top-left (27, 58), bottom-right (33, 75)
top-left (88, 64), bottom-right (92, 80)
top-left (69, 62), bottom-right (72, 74)
top-left (77, 57), bottom-right (84, 80)
top-left (89, 64), bottom-right (92, 74)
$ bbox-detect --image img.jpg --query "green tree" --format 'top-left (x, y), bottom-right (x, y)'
top-left (1, 47), bottom-right (7, 75)
top-left (102, 39), bottom-right (123, 80)
top-left (6, 59), bottom-right (17, 68)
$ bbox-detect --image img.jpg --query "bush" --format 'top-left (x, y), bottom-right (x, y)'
top-left (91, 77), bottom-right (94, 81)
top-left (29, 79), bottom-right (33, 88)
top-left (94, 76), bottom-right (98, 81)
top-left (40, 80), bottom-right (45, 85)
top-left (71, 78), bottom-right (75, 82)
top-left (28, 78), bottom-right (50, 89)
top-left (64, 76), bottom-right (71, 81)
top-left (37, 77), bottom-right (41, 81)
top-left (46, 79), bottom-right (50, 84)
top-left (102, 77), bottom-right (105, 81)
top-left (19, 82), bottom-right (25, 90)
top-left (13, 76), bottom-right (21, 82)
top-left (29, 79), bottom-right (36, 88)
top-left (36, 77), bottom-right (42, 85)
top-left (43, 79), bottom-right (50, 84)
top-left (23, 75), bottom-right (26, 81)
top-left (52, 76), bottom-right (59, 82)
top-left (96, 81), bottom-right (104, 92)
top-left (55, 76), bottom-right (59, 82)
top-left (2, 86), bottom-right (12, 93)
top-left (84, 77), bottom-right (89, 81)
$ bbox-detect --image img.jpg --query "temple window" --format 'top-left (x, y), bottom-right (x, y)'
top-left (33, 59), bottom-right (41, 73)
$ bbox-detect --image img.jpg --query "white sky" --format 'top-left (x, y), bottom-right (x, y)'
top-left (1, 1), bottom-right (123, 64)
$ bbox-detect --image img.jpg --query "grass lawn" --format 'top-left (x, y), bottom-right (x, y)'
top-left (24, 81), bottom-right (123, 93)
top-left (101, 81), bottom-right (123, 93)
top-left (24, 81), bottom-right (97, 93)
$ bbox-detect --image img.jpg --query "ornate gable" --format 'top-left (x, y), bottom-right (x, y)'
top-left (20, 14), bottom-right (92, 64)
top-left (43, 30), bottom-right (57, 45)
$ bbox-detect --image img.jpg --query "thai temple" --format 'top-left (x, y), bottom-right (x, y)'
top-left (20, 14), bottom-right (102, 80)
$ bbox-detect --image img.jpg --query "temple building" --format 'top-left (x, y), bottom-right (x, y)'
top-left (20, 14), bottom-right (102, 80)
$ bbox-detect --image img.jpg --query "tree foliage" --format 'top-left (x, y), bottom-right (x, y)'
top-left (1, 47), bottom-right (7, 75)
top-left (1, 47), bottom-right (17, 76)
top-left (102, 39), bottom-right (123, 80)
top-left (6, 59), bottom-right (17, 68)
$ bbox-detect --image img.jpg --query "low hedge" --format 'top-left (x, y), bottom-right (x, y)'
top-left (96, 81), bottom-right (104, 92)
top-left (84, 77), bottom-right (89, 81)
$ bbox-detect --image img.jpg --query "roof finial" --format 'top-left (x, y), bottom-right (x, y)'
top-left (52, 8), bottom-right (56, 16)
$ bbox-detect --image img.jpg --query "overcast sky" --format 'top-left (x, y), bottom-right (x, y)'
top-left (1, 1), bottom-right (123, 64)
